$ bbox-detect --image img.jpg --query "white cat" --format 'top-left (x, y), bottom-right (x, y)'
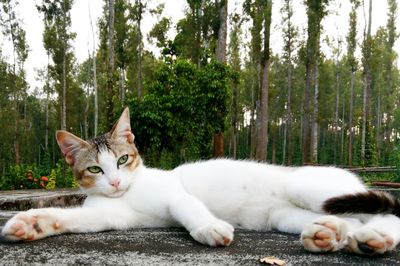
top-left (2, 107), bottom-right (400, 256)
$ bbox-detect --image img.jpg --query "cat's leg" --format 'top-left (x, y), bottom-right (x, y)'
top-left (346, 214), bottom-right (400, 255)
top-left (301, 215), bottom-right (362, 253)
top-left (168, 194), bottom-right (234, 247)
top-left (268, 207), bottom-right (355, 252)
top-left (1, 206), bottom-right (134, 241)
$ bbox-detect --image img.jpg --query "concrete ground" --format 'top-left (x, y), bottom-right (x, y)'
top-left (1, 190), bottom-right (400, 265)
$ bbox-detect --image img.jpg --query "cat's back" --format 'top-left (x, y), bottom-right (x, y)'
top-left (173, 159), bottom-right (290, 200)
top-left (174, 159), bottom-right (291, 183)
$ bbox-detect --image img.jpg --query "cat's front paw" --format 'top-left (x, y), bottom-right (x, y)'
top-left (301, 215), bottom-right (348, 253)
top-left (190, 220), bottom-right (234, 247)
top-left (347, 227), bottom-right (394, 255)
top-left (1, 209), bottom-right (61, 241)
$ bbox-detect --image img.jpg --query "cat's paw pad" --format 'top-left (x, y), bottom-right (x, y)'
top-left (301, 216), bottom-right (347, 252)
top-left (1, 210), bottom-right (60, 241)
top-left (190, 220), bottom-right (234, 247)
top-left (347, 228), bottom-right (394, 255)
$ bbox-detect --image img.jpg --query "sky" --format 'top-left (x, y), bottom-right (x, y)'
top-left (0, 0), bottom-right (399, 92)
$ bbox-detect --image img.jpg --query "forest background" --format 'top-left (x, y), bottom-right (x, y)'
top-left (0, 0), bottom-right (399, 189)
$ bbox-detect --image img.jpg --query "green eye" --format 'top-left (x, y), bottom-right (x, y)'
top-left (87, 166), bottom-right (102, 174)
top-left (117, 154), bottom-right (129, 166)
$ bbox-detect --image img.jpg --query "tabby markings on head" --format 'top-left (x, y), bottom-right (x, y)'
top-left (91, 134), bottom-right (111, 153)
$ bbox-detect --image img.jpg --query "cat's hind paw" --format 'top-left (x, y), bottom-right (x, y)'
top-left (1, 210), bottom-right (61, 241)
top-left (190, 220), bottom-right (234, 247)
top-left (301, 215), bottom-right (348, 253)
top-left (347, 227), bottom-right (394, 255)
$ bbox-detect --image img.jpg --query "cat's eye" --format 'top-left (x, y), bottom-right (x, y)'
top-left (87, 166), bottom-right (103, 174)
top-left (117, 154), bottom-right (129, 166)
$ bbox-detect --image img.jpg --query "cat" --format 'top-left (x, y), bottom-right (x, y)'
top-left (2, 107), bottom-right (400, 256)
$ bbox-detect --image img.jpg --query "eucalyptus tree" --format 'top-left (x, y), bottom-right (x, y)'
top-left (1, 0), bottom-right (29, 164)
top-left (382, 0), bottom-right (398, 162)
top-left (302, 0), bottom-right (328, 164)
top-left (243, 0), bottom-right (273, 162)
top-left (213, 0), bottom-right (228, 157)
top-left (360, 0), bottom-right (372, 165)
top-left (37, 0), bottom-right (76, 131)
top-left (281, 0), bottom-right (298, 165)
top-left (227, 12), bottom-right (242, 159)
top-left (346, 0), bottom-right (360, 166)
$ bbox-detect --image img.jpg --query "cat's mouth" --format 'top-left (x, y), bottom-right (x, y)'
top-left (107, 189), bottom-right (126, 198)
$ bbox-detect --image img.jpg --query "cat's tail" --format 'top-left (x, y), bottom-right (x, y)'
top-left (323, 191), bottom-right (400, 218)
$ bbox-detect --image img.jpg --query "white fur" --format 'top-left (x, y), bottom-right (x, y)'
top-left (2, 158), bottom-right (400, 254)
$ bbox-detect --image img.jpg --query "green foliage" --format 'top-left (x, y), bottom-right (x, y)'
top-left (127, 59), bottom-right (231, 168)
top-left (0, 161), bottom-right (76, 190)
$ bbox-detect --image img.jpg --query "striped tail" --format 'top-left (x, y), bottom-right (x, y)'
top-left (322, 191), bottom-right (400, 218)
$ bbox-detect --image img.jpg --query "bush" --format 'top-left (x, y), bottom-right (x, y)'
top-left (0, 160), bottom-right (77, 190)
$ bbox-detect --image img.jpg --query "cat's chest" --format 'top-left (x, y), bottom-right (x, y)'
top-left (124, 173), bottom-right (180, 218)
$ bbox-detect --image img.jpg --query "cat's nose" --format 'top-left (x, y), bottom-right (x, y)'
top-left (110, 179), bottom-right (121, 188)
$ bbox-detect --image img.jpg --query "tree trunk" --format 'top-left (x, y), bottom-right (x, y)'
top-left (255, 1), bottom-right (272, 162)
top-left (213, 0), bottom-right (228, 158)
top-left (45, 90), bottom-right (49, 150)
top-left (311, 58), bottom-right (319, 163)
top-left (216, 0), bottom-right (227, 63)
top-left (255, 60), bottom-right (270, 161)
top-left (250, 83), bottom-right (256, 158)
top-left (376, 90), bottom-right (381, 162)
top-left (84, 84), bottom-right (89, 140)
top-left (361, 0), bottom-right (372, 164)
top-left (286, 59), bottom-right (293, 165)
top-left (89, 6), bottom-right (98, 136)
top-left (334, 69), bottom-right (339, 164)
top-left (232, 82), bottom-right (238, 159)
top-left (340, 93), bottom-right (345, 164)
top-left (14, 100), bottom-right (20, 165)
top-left (106, 0), bottom-right (115, 128)
top-left (348, 69), bottom-right (355, 166)
top-left (45, 53), bottom-right (50, 150)
top-left (62, 52), bottom-right (67, 131)
top-left (93, 52), bottom-right (98, 137)
top-left (136, 0), bottom-right (143, 98)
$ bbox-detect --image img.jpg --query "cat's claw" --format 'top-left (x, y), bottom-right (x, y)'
top-left (190, 220), bottom-right (234, 247)
top-left (1, 210), bottom-right (60, 241)
top-left (301, 215), bottom-right (348, 253)
top-left (346, 228), bottom-right (394, 255)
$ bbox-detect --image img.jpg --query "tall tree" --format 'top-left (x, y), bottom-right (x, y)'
top-left (382, 0), bottom-right (398, 161)
top-left (135, 0), bottom-right (143, 98)
top-left (281, 0), bottom-right (297, 165)
top-left (1, 0), bottom-right (29, 164)
top-left (213, 0), bottom-right (228, 157)
top-left (347, 0), bottom-right (360, 166)
top-left (244, 0), bottom-right (262, 158)
top-left (37, 0), bottom-right (76, 131)
top-left (302, 0), bottom-right (328, 164)
top-left (244, 0), bottom-right (272, 162)
top-left (227, 13), bottom-right (242, 159)
top-left (89, 3), bottom-right (98, 136)
top-left (255, 0), bottom-right (272, 162)
top-left (106, 0), bottom-right (115, 128)
top-left (360, 0), bottom-right (373, 164)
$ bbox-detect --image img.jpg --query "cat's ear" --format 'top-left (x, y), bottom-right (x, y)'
top-left (56, 130), bottom-right (89, 166)
top-left (110, 107), bottom-right (135, 143)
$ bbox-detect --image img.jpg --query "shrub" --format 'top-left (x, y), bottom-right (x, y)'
top-left (0, 160), bottom-right (76, 190)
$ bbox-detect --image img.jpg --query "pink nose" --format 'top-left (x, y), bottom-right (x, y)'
top-left (110, 179), bottom-right (121, 188)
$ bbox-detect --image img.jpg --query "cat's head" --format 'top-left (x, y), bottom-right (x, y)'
top-left (55, 107), bottom-right (142, 197)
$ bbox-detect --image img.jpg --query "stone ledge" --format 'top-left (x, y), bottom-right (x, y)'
top-left (0, 189), bottom-right (86, 211)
